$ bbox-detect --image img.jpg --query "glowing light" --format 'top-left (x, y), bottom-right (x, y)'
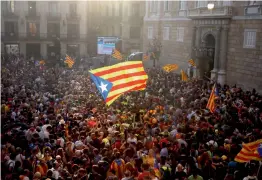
top-left (207, 3), bottom-right (214, 10)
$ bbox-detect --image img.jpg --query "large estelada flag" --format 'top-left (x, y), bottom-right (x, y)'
top-left (162, 64), bottom-right (178, 73)
top-left (206, 84), bottom-right (219, 113)
top-left (235, 139), bottom-right (262, 163)
top-left (89, 61), bottom-right (148, 105)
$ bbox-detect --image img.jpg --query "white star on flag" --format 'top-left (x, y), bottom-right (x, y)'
top-left (99, 82), bottom-right (108, 93)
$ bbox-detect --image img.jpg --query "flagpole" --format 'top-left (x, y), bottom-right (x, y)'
top-left (257, 161), bottom-right (262, 178)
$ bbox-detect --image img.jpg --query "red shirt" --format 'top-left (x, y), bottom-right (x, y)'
top-left (137, 171), bottom-right (150, 180)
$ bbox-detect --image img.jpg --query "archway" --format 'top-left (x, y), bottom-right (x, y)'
top-left (199, 34), bottom-right (215, 78)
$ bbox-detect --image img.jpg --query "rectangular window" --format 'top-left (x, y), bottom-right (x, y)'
top-left (176, 27), bottom-right (184, 42)
top-left (222, 0), bottom-right (232, 6)
top-left (163, 27), bottom-right (170, 40)
top-left (27, 22), bottom-right (39, 36)
top-left (7, 0), bottom-right (15, 13)
top-left (131, 3), bottom-right (139, 16)
top-left (130, 26), bottom-right (140, 39)
top-left (49, 2), bottom-right (58, 15)
top-left (150, 0), bottom-right (157, 13)
top-left (243, 29), bottom-right (257, 48)
top-left (179, 1), bottom-right (187, 10)
top-left (164, 1), bottom-right (170, 12)
top-left (28, 1), bottom-right (36, 15)
top-left (67, 24), bottom-right (79, 35)
top-left (47, 23), bottom-right (60, 34)
top-left (69, 3), bottom-right (77, 16)
top-left (196, 0), bottom-right (207, 8)
top-left (5, 21), bottom-right (17, 33)
top-left (148, 27), bottom-right (153, 39)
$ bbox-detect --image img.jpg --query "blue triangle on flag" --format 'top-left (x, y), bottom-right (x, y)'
top-left (89, 73), bottom-right (113, 100)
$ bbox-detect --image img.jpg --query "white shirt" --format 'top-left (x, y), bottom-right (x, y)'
top-left (127, 137), bottom-right (137, 144)
top-left (15, 154), bottom-right (25, 166)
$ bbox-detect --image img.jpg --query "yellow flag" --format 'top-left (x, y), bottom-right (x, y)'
top-left (181, 69), bottom-right (188, 81)
top-left (188, 59), bottom-right (196, 67)
top-left (162, 64), bottom-right (178, 73)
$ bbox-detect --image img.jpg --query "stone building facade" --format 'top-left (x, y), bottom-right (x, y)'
top-left (143, 1), bottom-right (262, 91)
top-left (1, 1), bottom-right (145, 58)
top-left (1, 1), bottom-right (88, 58)
top-left (87, 1), bottom-right (145, 54)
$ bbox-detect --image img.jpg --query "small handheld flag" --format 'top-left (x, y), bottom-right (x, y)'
top-left (112, 49), bottom-right (123, 61)
top-left (162, 64), bottom-right (178, 73)
top-left (181, 69), bottom-right (188, 81)
top-left (143, 53), bottom-right (150, 61)
top-left (89, 61), bottom-right (148, 106)
top-left (206, 84), bottom-right (219, 113)
top-left (64, 54), bottom-right (75, 68)
top-left (188, 59), bottom-right (196, 67)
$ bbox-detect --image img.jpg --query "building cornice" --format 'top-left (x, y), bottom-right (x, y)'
top-left (143, 17), bottom-right (191, 21)
top-left (232, 15), bottom-right (262, 20)
top-left (144, 15), bottom-right (262, 22)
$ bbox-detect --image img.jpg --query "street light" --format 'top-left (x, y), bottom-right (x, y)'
top-left (207, 2), bottom-right (215, 10)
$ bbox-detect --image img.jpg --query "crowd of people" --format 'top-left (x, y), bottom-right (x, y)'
top-left (1, 54), bottom-right (262, 180)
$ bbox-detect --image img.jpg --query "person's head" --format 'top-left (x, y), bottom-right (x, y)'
top-left (141, 163), bottom-right (150, 171)
top-left (124, 170), bottom-right (131, 177)
top-left (192, 168), bottom-right (198, 177)
top-left (115, 152), bottom-right (121, 159)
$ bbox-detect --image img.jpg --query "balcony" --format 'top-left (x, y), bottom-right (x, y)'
top-left (1, 32), bottom-right (18, 41)
top-left (26, 11), bottom-right (40, 21)
top-left (2, 10), bottom-right (19, 20)
top-left (47, 33), bottom-right (60, 40)
top-left (47, 12), bottom-right (61, 21)
top-left (188, 6), bottom-right (233, 19)
top-left (178, 10), bottom-right (187, 17)
top-left (244, 5), bottom-right (262, 16)
top-left (66, 13), bottom-right (81, 21)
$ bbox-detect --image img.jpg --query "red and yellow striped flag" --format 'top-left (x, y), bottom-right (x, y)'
top-left (188, 59), bottom-right (196, 67)
top-left (64, 54), bottom-right (75, 68)
top-left (181, 69), bottom-right (188, 81)
top-left (235, 139), bottom-right (262, 163)
top-left (89, 61), bottom-right (148, 105)
top-left (162, 64), bottom-right (178, 73)
top-left (206, 84), bottom-right (218, 113)
top-left (112, 49), bottom-right (123, 61)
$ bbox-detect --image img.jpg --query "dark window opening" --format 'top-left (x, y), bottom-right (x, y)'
top-left (28, 2), bottom-right (36, 15)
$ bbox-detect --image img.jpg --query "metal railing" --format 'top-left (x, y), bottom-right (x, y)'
top-left (66, 13), bottom-right (81, 20)
top-left (1, 33), bottom-right (89, 41)
top-left (188, 6), bottom-right (233, 18)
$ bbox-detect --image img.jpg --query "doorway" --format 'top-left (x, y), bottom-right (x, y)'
top-left (199, 34), bottom-right (215, 78)
top-left (26, 43), bottom-right (40, 59)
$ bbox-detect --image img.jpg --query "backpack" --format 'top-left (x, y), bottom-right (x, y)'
top-left (160, 166), bottom-right (171, 180)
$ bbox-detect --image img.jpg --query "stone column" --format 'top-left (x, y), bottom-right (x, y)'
top-left (211, 27), bottom-right (221, 80)
top-left (190, 26), bottom-right (196, 78)
top-left (40, 43), bottom-right (47, 59)
top-left (190, 26), bottom-right (196, 58)
top-left (218, 26), bottom-right (229, 85)
top-left (194, 26), bottom-right (201, 78)
top-left (19, 42), bottom-right (26, 57)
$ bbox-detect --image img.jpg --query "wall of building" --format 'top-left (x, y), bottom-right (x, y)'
top-left (227, 19), bottom-right (262, 91)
